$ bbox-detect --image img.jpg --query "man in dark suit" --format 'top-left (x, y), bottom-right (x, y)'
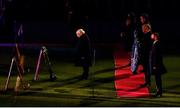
top-left (150, 32), bottom-right (167, 97)
top-left (141, 24), bottom-right (152, 86)
top-left (76, 28), bottom-right (92, 80)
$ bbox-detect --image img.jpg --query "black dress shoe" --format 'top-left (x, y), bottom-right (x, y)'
top-left (83, 76), bottom-right (88, 80)
top-left (132, 71), bottom-right (137, 75)
top-left (127, 62), bottom-right (131, 66)
top-left (154, 92), bottom-right (162, 97)
top-left (50, 73), bottom-right (57, 81)
top-left (140, 82), bottom-right (151, 87)
top-left (139, 69), bottom-right (145, 72)
top-left (80, 76), bottom-right (88, 80)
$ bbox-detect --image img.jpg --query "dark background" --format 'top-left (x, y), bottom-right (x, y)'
top-left (0, 0), bottom-right (180, 53)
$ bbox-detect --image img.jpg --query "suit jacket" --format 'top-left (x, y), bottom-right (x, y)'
top-left (150, 40), bottom-right (167, 75)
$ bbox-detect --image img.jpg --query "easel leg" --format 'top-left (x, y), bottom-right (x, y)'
top-left (15, 57), bottom-right (29, 91)
top-left (14, 76), bottom-right (21, 92)
top-left (4, 57), bottom-right (15, 91)
top-left (34, 49), bottom-right (43, 81)
top-left (43, 52), bottom-right (56, 81)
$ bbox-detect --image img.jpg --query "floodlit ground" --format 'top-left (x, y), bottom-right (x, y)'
top-left (0, 46), bottom-right (180, 106)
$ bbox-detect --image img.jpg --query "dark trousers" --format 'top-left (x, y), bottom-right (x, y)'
top-left (142, 50), bottom-right (151, 84)
top-left (155, 73), bottom-right (162, 94)
top-left (82, 65), bottom-right (89, 79)
top-left (144, 72), bottom-right (151, 85)
top-left (143, 63), bottom-right (151, 84)
top-left (81, 58), bottom-right (90, 79)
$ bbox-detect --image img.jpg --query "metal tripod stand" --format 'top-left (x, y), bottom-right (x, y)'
top-left (33, 46), bottom-right (57, 81)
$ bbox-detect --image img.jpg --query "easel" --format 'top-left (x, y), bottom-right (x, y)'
top-left (4, 22), bottom-right (30, 92)
top-left (33, 46), bottom-right (56, 81)
top-left (4, 53), bottom-right (29, 92)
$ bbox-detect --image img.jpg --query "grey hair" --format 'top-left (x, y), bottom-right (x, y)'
top-left (77, 29), bottom-right (85, 34)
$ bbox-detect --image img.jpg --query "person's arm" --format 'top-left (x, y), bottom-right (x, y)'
top-left (153, 42), bottom-right (161, 70)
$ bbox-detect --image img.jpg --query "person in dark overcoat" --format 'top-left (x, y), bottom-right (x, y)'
top-left (75, 28), bottom-right (92, 80)
top-left (150, 32), bottom-right (167, 97)
top-left (121, 12), bottom-right (136, 66)
top-left (141, 24), bottom-right (152, 86)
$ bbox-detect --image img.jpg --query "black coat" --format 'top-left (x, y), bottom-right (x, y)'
top-left (75, 34), bottom-right (92, 66)
top-left (139, 31), bottom-right (152, 65)
top-left (121, 24), bottom-right (134, 52)
top-left (142, 32), bottom-right (152, 55)
top-left (150, 41), bottom-right (167, 75)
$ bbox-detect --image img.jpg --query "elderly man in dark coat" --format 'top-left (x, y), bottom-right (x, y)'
top-left (75, 28), bottom-right (92, 80)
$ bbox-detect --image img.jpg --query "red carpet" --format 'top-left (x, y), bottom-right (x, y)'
top-left (114, 46), bottom-right (149, 98)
